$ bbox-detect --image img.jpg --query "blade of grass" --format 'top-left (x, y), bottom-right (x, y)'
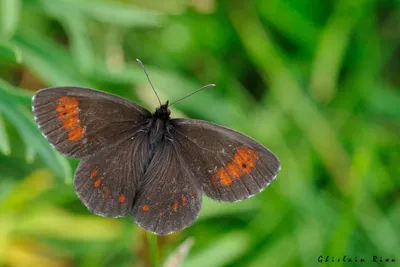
top-left (13, 207), bottom-right (123, 241)
top-left (149, 233), bottom-right (159, 267)
top-left (198, 197), bottom-right (260, 221)
top-left (0, 114), bottom-right (11, 155)
top-left (12, 31), bottom-right (89, 86)
top-left (41, 0), bottom-right (164, 27)
top-left (256, 0), bottom-right (319, 53)
top-left (247, 234), bottom-right (295, 267)
top-left (0, 0), bottom-right (21, 39)
top-left (182, 232), bottom-right (250, 267)
top-left (0, 215), bottom-right (14, 261)
top-left (39, 0), bottom-right (96, 74)
top-left (309, 0), bottom-right (373, 102)
top-left (25, 145), bottom-right (36, 164)
top-left (0, 42), bottom-right (22, 63)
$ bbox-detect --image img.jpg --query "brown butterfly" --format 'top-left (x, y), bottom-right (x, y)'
top-left (32, 60), bottom-right (280, 235)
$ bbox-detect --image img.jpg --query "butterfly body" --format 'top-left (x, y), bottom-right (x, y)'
top-left (32, 86), bottom-right (280, 235)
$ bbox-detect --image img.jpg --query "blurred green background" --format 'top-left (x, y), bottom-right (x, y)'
top-left (0, 0), bottom-right (399, 266)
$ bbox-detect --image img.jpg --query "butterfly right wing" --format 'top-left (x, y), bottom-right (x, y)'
top-left (171, 119), bottom-right (280, 202)
top-left (32, 86), bottom-right (151, 158)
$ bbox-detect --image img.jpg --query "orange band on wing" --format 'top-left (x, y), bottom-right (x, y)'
top-left (214, 146), bottom-right (260, 186)
top-left (56, 96), bottom-right (85, 141)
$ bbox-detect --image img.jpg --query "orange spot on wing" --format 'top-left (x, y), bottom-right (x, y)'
top-left (173, 200), bottom-right (179, 212)
top-left (211, 175), bottom-right (218, 185)
top-left (213, 146), bottom-right (260, 186)
top-left (217, 168), bottom-right (232, 186)
top-left (94, 178), bottom-right (101, 188)
top-left (181, 195), bottom-right (187, 207)
top-left (90, 169), bottom-right (97, 178)
top-left (226, 162), bottom-right (243, 179)
top-left (105, 190), bottom-right (110, 199)
top-left (118, 194), bottom-right (125, 203)
top-left (68, 127), bottom-right (84, 141)
top-left (142, 205), bottom-right (150, 212)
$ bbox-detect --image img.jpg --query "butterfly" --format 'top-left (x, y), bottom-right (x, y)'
top-left (31, 60), bottom-right (280, 235)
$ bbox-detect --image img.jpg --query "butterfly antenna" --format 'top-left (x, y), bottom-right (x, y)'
top-left (168, 84), bottom-right (216, 107)
top-left (136, 59), bottom-right (162, 106)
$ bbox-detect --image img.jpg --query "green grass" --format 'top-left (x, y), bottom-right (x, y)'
top-left (0, 0), bottom-right (399, 266)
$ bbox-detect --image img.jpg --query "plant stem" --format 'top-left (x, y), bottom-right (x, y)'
top-left (149, 232), bottom-right (159, 267)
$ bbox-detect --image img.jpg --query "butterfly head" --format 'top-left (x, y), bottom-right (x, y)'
top-left (154, 101), bottom-right (171, 120)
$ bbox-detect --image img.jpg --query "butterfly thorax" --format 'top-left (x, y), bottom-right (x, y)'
top-left (146, 102), bottom-right (173, 145)
top-left (154, 102), bottom-right (171, 120)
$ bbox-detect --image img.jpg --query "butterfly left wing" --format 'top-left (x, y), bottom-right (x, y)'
top-left (171, 119), bottom-right (280, 202)
top-left (74, 131), bottom-right (152, 217)
top-left (32, 86), bottom-right (151, 158)
top-left (131, 140), bottom-right (202, 235)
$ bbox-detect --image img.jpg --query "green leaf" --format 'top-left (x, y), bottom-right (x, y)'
top-left (0, 0), bottom-right (21, 39)
top-left (37, 0), bottom-right (96, 74)
top-left (366, 82), bottom-right (400, 121)
top-left (0, 114), bottom-right (11, 155)
top-left (62, 15), bottom-right (95, 74)
top-left (0, 42), bottom-right (22, 63)
top-left (12, 31), bottom-right (89, 86)
top-left (198, 197), bottom-right (260, 220)
top-left (25, 145), bottom-right (36, 164)
top-left (0, 79), bottom-right (72, 180)
top-left (41, 0), bottom-right (164, 27)
top-left (256, 0), bottom-right (319, 52)
top-left (309, 2), bottom-right (365, 102)
top-left (183, 232), bottom-right (250, 267)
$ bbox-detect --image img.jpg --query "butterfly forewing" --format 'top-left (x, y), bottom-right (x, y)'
top-left (172, 119), bottom-right (280, 202)
top-left (32, 87), bottom-right (151, 158)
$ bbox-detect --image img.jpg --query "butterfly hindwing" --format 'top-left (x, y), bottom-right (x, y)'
top-left (32, 86), bottom-right (151, 158)
top-left (172, 119), bottom-right (280, 202)
top-left (132, 140), bottom-right (202, 235)
top-left (74, 132), bottom-right (153, 217)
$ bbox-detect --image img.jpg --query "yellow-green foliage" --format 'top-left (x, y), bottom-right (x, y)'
top-left (0, 0), bottom-right (399, 266)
